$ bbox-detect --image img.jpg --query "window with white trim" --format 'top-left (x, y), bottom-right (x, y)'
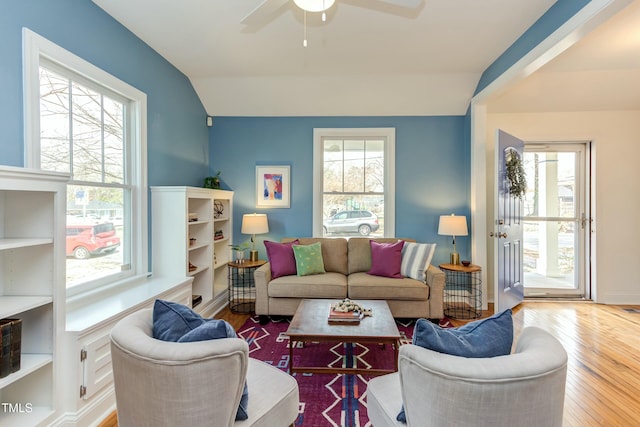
top-left (313, 128), bottom-right (395, 237)
top-left (24, 29), bottom-right (148, 294)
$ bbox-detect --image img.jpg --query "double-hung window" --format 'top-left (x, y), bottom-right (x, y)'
top-left (313, 128), bottom-right (395, 237)
top-left (23, 29), bottom-right (148, 295)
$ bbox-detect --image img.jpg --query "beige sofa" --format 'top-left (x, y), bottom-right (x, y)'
top-left (254, 237), bottom-right (445, 319)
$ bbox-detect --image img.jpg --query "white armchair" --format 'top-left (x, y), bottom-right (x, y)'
top-left (367, 326), bottom-right (568, 427)
top-left (110, 308), bottom-right (299, 427)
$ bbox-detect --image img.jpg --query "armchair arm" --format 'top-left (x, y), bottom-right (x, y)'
top-left (254, 262), bottom-right (271, 315)
top-left (425, 264), bottom-right (445, 319)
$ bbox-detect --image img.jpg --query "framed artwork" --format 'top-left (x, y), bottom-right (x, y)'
top-left (256, 165), bottom-right (290, 208)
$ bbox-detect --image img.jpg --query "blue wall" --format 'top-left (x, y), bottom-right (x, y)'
top-left (210, 116), bottom-right (471, 266)
top-left (0, 0), bottom-right (209, 187)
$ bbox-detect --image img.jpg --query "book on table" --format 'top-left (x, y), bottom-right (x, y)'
top-left (328, 305), bottom-right (364, 324)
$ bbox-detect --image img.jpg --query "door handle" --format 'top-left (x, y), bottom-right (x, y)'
top-left (581, 213), bottom-right (588, 229)
top-left (490, 232), bottom-right (508, 238)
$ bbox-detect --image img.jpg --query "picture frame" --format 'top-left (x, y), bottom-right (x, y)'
top-left (256, 165), bottom-right (290, 208)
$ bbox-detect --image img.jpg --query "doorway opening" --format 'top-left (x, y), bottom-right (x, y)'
top-left (522, 142), bottom-right (591, 299)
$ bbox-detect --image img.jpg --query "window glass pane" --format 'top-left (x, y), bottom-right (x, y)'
top-left (40, 67), bottom-right (70, 173)
top-left (365, 139), bottom-right (384, 193)
top-left (323, 139), bottom-right (343, 192)
top-left (103, 96), bottom-right (125, 184)
top-left (66, 184), bottom-right (125, 288)
top-left (523, 220), bottom-right (577, 290)
top-left (343, 139), bottom-right (364, 192)
top-left (72, 82), bottom-right (103, 182)
top-left (524, 152), bottom-right (576, 218)
top-left (322, 194), bottom-right (383, 236)
top-left (319, 131), bottom-right (390, 238)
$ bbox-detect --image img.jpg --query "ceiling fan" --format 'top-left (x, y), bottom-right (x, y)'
top-left (241, 0), bottom-right (424, 27)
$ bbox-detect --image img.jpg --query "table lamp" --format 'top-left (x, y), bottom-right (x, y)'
top-left (438, 214), bottom-right (468, 265)
top-left (241, 213), bottom-right (269, 261)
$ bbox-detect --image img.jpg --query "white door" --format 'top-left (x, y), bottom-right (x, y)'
top-left (495, 130), bottom-right (524, 312)
top-left (522, 142), bottom-right (589, 298)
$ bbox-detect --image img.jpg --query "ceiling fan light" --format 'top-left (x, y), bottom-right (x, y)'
top-left (294, 0), bottom-right (336, 13)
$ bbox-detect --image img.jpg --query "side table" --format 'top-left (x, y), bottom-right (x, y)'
top-left (228, 259), bottom-right (266, 313)
top-left (439, 263), bottom-right (482, 319)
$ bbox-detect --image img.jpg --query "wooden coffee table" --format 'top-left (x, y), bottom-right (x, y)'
top-left (286, 299), bottom-right (401, 376)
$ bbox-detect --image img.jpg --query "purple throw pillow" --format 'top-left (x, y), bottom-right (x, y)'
top-left (368, 240), bottom-right (405, 278)
top-left (264, 239), bottom-right (299, 279)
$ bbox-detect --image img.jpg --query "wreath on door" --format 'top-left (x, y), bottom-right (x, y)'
top-left (505, 148), bottom-right (526, 199)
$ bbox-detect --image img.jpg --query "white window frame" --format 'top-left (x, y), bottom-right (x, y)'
top-left (22, 28), bottom-right (149, 298)
top-left (312, 128), bottom-right (395, 237)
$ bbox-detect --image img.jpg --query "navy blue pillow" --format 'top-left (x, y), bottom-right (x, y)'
top-left (177, 319), bottom-right (234, 342)
top-left (152, 300), bottom-right (249, 420)
top-left (412, 309), bottom-right (513, 357)
top-left (397, 309), bottom-right (514, 423)
top-left (152, 299), bottom-right (205, 342)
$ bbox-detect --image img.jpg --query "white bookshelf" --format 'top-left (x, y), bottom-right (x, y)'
top-left (151, 187), bottom-right (233, 315)
top-left (0, 166), bottom-right (67, 427)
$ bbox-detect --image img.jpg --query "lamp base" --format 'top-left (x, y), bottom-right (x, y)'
top-left (450, 252), bottom-right (460, 265)
top-left (249, 249), bottom-right (259, 262)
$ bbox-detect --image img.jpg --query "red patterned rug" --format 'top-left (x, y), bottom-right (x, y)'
top-left (237, 315), bottom-right (416, 427)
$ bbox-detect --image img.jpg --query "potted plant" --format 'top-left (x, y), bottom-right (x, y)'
top-left (230, 242), bottom-right (250, 263)
top-left (203, 171), bottom-right (222, 189)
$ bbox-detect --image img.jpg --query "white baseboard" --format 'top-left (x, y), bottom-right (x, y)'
top-left (50, 388), bottom-right (115, 427)
top-left (200, 291), bottom-right (229, 318)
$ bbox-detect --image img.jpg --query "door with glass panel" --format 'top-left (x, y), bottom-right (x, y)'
top-left (523, 143), bottom-right (589, 298)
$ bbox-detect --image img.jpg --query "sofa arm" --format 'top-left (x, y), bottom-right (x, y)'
top-left (254, 262), bottom-right (272, 315)
top-left (425, 264), bottom-right (445, 319)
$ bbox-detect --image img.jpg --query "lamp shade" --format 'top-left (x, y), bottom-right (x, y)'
top-left (438, 214), bottom-right (468, 236)
top-left (294, 0), bottom-right (336, 12)
top-left (241, 213), bottom-right (269, 235)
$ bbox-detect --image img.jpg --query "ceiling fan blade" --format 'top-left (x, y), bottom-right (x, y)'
top-left (376, 0), bottom-right (422, 8)
top-left (240, 0), bottom-right (290, 26)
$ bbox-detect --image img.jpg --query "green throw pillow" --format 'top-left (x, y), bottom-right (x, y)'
top-left (292, 242), bottom-right (326, 276)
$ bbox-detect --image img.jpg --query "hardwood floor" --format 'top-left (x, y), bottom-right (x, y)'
top-left (510, 301), bottom-right (640, 427)
top-left (101, 301), bottom-right (640, 426)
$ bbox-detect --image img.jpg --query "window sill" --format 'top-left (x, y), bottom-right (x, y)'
top-left (66, 274), bottom-right (192, 333)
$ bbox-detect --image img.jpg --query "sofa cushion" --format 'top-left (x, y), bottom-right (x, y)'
top-left (401, 242), bottom-right (436, 282)
top-left (348, 272), bottom-right (429, 301)
top-left (348, 238), bottom-right (415, 274)
top-left (293, 242), bottom-right (326, 276)
top-left (283, 237), bottom-right (348, 275)
top-left (264, 239), bottom-right (299, 279)
top-left (368, 240), bottom-right (404, 278)
top-left (268, 272), bottom-right (348, 299)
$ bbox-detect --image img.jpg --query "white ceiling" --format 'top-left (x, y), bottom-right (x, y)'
top-left (487, 0), bottom-right (640, 113)
top-left (92, 0), bottom-right (640, 116)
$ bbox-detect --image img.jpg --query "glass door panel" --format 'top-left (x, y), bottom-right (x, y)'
top-left (523, 144), bottom-right (588, 297)
top-left (523, 220), bottom-right (577, 291)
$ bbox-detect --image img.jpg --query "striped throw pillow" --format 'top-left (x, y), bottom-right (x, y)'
top-left (400, 242), bottom-right (436, 281)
